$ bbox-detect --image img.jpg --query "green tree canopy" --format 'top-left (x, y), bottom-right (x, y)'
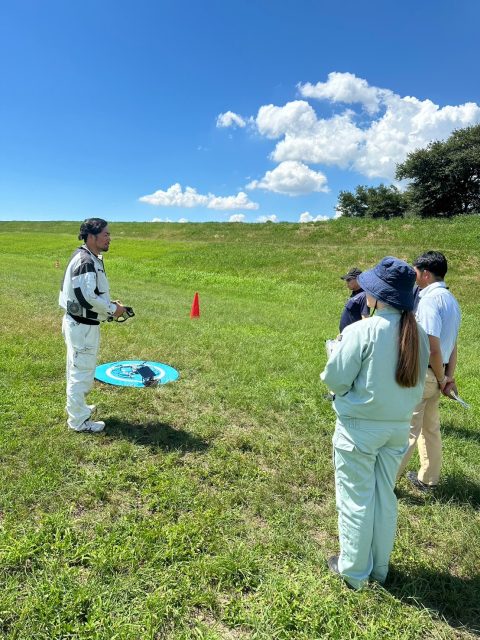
top-left (337, 184), bottom-right (407, 219)
top-left (396, 124), bottom-right (480, 217)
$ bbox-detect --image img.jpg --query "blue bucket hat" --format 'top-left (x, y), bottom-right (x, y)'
top-left (357, 256), bottom-right (416, 311)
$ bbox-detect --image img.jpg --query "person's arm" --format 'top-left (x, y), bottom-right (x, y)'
top-left (443, 342), bottom-right (458, 397)
top-left (339, 309), bottom-right (352, 333)
top-left (321, 326), bottom-right (364, 396)
top-left (417, 296), bottom-right (450, 391)
top-left (428, 334), bottom-right (449, 393)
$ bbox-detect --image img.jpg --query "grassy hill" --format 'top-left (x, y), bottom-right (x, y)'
top-left (0, 218), bottom-right (479, 639)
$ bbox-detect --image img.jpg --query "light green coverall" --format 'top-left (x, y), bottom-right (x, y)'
top-left (321, 308), bottom-right (429, 589)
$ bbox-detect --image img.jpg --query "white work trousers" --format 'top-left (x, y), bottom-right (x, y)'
top-left (62, 315), bottom-right (100, 430)
top-left (334, 418), bottom-right (409, 589)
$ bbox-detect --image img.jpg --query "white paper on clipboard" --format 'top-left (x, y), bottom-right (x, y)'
top-left (325, 338), bottom-right (341, 357)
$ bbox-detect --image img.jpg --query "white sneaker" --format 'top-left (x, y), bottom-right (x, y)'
top-left (72, 419), bottom-right (105, 433)
top-left (87, 404), bottom-right (97, 415)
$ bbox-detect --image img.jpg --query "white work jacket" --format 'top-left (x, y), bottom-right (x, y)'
top-left (59, 245), bottom-right (116, 323)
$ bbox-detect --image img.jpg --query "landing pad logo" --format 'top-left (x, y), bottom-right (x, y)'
top-left (95, 360), bottom-right (180, 387)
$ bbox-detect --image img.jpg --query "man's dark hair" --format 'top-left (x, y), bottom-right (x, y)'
top-left (413, 251), bottom-right (448, 279)
top-left (78, 218), bottom-right (108, 241)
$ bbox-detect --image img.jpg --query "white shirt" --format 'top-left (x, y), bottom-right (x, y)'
top-left (416, 281), bottom-right (461, 364)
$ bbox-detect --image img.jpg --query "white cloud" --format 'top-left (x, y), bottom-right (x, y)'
top-left (151, 217), bottom-right (172, 222)
top-left (229, 214), bottom-right (246, 222)
top-left (141, 184), bottom-right (208, 208)
top-left (256, 214), bottom-right (279, 223)
top-left (177, 218), bottom-right (188, 223)
top-left (247, 161), bottom-right (328, 195)
top-left (299, 71), bottom-right (388, 115)
top-left (140, 183), bottom-right (259, 210)
top-left (299, 211), bottom-right (329, 223)
top-left (207, 191), bottom-right (258, 210)
top-left (353, 93), bottom-right (480, 178)
top-left (240, 72), bottom-right (480, 181)
top-left (271, 112), bottom-right (364, 168)
top-left (256, 101), bottom-right (317, 138)
top-left (216, 111), bottom-right (246, 128)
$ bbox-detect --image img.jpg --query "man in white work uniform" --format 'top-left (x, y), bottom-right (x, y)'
top-left (397, 251), bottom-right (461, 490)
top-left (59, 219), bottom-right (127, 432)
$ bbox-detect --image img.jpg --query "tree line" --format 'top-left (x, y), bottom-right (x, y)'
top-left (337, 124), bottom-right (480, 219)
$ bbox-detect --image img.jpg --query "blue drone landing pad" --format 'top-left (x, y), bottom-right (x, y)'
top-left (95, 360), bottom-right (179, 387)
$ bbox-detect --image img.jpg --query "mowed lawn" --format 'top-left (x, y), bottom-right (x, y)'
top-left (0, 218), bottom-right (479, 640)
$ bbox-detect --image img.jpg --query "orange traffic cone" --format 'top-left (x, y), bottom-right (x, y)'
top-left (190, 292), bottom-right (200, 318)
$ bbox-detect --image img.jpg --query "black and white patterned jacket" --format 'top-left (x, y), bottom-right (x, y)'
top-left (59, 245), bottom-right (116, 324)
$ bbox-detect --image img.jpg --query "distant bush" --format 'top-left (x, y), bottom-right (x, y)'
top-left (337, 184), bottom-right (407, 219)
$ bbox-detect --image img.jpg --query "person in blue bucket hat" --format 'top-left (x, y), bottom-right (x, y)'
top-left (321, 257), bottom-right (430, 589)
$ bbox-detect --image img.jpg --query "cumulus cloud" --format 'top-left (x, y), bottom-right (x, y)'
top-left (229, 214), bottom-right (246, 222)
top-left (222, 72), bottom-right (480, 183)
top-left (247, 161), bottom-right (328, 195)
top-left (299, 211), bottom-right (330, 223)
top-left (216, 111), bottom-right (246, 128)
top-left (151, 217), bottom-right (172, 222)
top-left (256, 214), bottom-right (279, 223)
top-left (299, 71), bottom-right (388, 115)
top-left (353, 93), bottom-right (480, 178)
top-left (177, 218), bottom-right (188, 223)
top-left (256, 101), bottom-right (318, 138)
top-left (141, 184), bottom-right (208, 208)
top-left (140, 183), bottom-right (259, 210)
top-left (207, 191), bottom-right (258, 210)
top-left (271, 111), bottom-right (363, 168)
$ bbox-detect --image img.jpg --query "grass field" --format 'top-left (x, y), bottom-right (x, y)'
top-left (0, 218), bottom-right (479, 639)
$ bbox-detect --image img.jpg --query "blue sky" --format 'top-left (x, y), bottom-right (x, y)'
top-left (1, 0), bottom-right (479, 223)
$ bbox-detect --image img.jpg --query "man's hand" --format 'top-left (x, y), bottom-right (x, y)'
top-left (442, 378), bottom-right (458, 398)
top-left (113, 302), bottom-right (128, 318)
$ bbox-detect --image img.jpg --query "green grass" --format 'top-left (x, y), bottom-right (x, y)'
top-left (0, 218), bottom-right (479, 639)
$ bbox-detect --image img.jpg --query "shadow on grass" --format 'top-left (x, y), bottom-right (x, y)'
top-left (386, 566), bottom-right (480, 635)
top-left (106, 418), bottom-right (209, 453)
top-left (398, 473), bottom-right (480, 509)
top-left (442, 421), bottom-right (480, 444)
top-left (394, 486), bottom-right (427, 506)
top-left (435, 474), bottom-right (480, 509)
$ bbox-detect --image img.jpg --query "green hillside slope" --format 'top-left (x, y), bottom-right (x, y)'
top-left (0, 218), bottom-right (479, 639)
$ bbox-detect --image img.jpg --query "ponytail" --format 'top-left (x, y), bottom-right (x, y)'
top-left (396, 310), bottom-right (420, 387)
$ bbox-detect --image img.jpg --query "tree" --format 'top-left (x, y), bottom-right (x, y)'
top-left (337, 184), bottom-right (407, 219)
top-left (396, 124), bottom-right (480, 217)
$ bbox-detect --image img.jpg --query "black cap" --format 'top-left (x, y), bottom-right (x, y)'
top-left (340, 267), bottom-right (362, 281)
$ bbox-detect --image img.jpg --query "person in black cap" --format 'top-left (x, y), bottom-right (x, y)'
top-left (339, 267), bottom-right (369, 333)
top-left (321, 257), bottom-right (429, 589)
